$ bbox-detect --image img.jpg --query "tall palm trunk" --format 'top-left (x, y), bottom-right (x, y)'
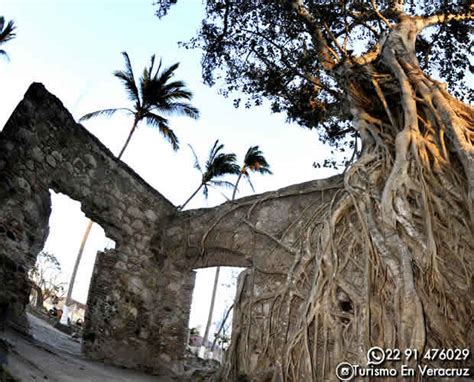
top-left (117, 119), bottom-right (139, 160)
top-left (65, 120), bottom-right (138, 310)
top-left (201, 266), bottom-right (220, 354)
top-left (65, 220), bottom-right (93, 306)
top-left (180, 183), bottom-right (203, 210)
top-left (231, 170), bottom-right (244, 201)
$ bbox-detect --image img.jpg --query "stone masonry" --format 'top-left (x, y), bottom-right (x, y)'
top-left (0, 83), bottom-right (343, 375)
top-left (0, 83), bottom-right (195, 373)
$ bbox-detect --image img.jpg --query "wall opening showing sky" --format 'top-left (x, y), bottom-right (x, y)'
top-left (42, 190), bottom-right (114, 304)
top-left (189, 267), bottom-right (245, 347)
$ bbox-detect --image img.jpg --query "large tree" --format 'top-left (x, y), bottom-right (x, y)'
top-left (158, 1), bottom-right (473, 380)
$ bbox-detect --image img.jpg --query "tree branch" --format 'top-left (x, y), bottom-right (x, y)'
top-left (418, 12), bottom-right (474, 30)
top-left (285, 0), bottom-right (338, 70)
top-left (214, 0), bottom-right (232, 44)
top-left (370, 0), bottom-right (393, 29)
top-left (243, 28), bottom-right (341, 98)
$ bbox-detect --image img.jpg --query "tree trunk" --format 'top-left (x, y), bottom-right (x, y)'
top-left (222, 17), bottom-right (473, 381)
top-left (232, 170), bottom-right (244, 201)
top-left (211, 303), bottom-right (233, 351)
top-left (65, 220), bottom-right (93, 306)
top-left (201, 266), bottom-right (221, 354)
top-left (180, 183), bottom-right (203, 210)
top-left (117, 119), bottom-right (139, 160)
top-left (29, 282), bottom-right (44, 309)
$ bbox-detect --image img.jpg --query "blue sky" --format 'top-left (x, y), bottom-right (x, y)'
top-left (1, 1), bottom-right (338, 335)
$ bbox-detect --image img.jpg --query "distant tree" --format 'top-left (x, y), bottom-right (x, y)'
top-left (211, 303), bottom-right (233, 351)
top-left (28, 251), bottom-right (65, 309)
top-left (201, 148), bottom-right (272, 358)
top-left (0, 16), bottom-right (16, 59)
top-left (180, 139), bottom-right (240, 209)
top-left (232, 145), bottom-right (272, 200)
top-left (67, 52), bottom-right (199, 309)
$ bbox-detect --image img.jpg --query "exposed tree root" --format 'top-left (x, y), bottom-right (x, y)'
top-left (208, 20), bottom-right (473, 382)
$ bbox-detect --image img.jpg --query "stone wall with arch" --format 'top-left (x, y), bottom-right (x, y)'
top-left (0, 83), bottom-right (342, 375)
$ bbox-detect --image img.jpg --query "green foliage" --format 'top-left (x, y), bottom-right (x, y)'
top-left (180, 140), bottom-right (240, 208)
top-left (80, 52), bottom-right (199, 151)
top-left (190, 327), bottom-right (200, 336)
top-left (233, 146), bottom-right (272, 198)
top-left (242, 146), bottom-right (272, 175)
top-left (155, 1), bottom-right (472, 148)
top-left (213, 331), bottom-right (230, 347)
top-left (191, 140), bottom-right (240, 198)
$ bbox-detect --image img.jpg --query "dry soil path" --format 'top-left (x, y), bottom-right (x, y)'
top-left (1, 313), bottom-right (179, 381)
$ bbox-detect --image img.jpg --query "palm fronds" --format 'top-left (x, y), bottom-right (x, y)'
top-left (144, 112), bottom-right (179, 150)
top-left (232, 145), bottom-right (272, 200)
top-left (180, 140), bottom-right (239, 209)
top-left (244, 146), bottom-right (272, 174)
top-left (80, 51), bottom-right (199, 154)
top-left (0, 16), bottom-right (16, 59)
top-left (188, 144), bottom-right (203, 173)
top-left (79, 108), bottom-right (132, 122)
top-left (203, 140), bottom-right (240, 183)
top-left (113, 52), bottom-right (140, 103)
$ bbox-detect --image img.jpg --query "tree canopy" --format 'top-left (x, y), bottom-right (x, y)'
top-left (155, 1), bottom-right (472, 148)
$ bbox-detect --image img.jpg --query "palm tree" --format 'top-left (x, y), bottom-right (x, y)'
top-left (232, 145), bottom-right (272, 201)
top-left (180, 140), bottom-right (240, 210)
top-left (200, 146), bottom-right (272, 355)
top-left (180, 140), bottom-right (239, 357)
top-left (80, 51), bottom-right (199, 156)
top-left (0, 16), bottom-right (16, 59)
top-left (63, 52), bottom-right (199, 310)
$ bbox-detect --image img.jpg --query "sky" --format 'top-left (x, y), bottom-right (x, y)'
top-left (0, 1), bottom-right (338, 337)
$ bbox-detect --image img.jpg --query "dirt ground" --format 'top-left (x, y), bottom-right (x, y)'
top-left (0, 313), bottom-right (183, 381)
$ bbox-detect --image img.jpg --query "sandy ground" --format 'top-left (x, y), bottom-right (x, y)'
top-left (1, 313), bottom-right (180, 381)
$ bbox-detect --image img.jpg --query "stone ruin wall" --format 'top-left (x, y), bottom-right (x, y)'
top-left (0, 83), bottom-right (195, 372)
top-left (0, 83), bottom-right (343, 376)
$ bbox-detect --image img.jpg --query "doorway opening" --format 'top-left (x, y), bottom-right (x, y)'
top-left (188, 266), bottom-right (245, 362)
top-left (28, 189), bottom-right (115, 331)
